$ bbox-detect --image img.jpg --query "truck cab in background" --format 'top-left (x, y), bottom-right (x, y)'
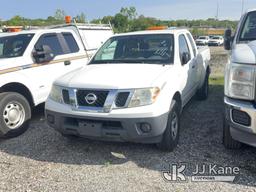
top-left (0, 23), bottom-right (113, 138)
top-left (223, 9), bottom-right (256, 148)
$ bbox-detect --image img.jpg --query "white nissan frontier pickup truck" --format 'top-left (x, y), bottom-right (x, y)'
top-left (0, 23), bottom-right (113, 138)
top-left (45, 29), bottom-right (210, 151)
top-left (223, 9), bottom-right (256, 149)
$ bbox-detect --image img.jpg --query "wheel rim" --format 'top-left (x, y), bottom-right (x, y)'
top-left (170, 112), bottom-right (178, 139)
top-left (3, 102), bottom-right (25, 129)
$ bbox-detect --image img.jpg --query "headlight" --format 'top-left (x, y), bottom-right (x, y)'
top-left (49, 85), bottom-right (63, 103)
top-left (128, 87), bottom-right (160, 108)
top-left (225, 63), bottom-right (255, 100)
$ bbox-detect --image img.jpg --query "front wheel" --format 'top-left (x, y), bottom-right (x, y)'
top-left (223, 117), bottom-right (242, 149)
top-left (0, 92), bottom-right (31, 138)
top-left (157, 101), bottom-right (180, 152)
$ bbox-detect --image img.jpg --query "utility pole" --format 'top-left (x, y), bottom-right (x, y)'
top-left (216, 0), bottom-right (219, 21)
top-left (241, 0), bottom-right (245, 16)
top-left (214, 0), bottom-right (219, 29)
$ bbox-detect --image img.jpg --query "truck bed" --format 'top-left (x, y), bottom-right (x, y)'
top-left (198, 46), bottom-right (211, 62)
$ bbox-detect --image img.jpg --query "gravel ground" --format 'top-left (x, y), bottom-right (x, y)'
top-left (0, 47), bottom-right (256, 192)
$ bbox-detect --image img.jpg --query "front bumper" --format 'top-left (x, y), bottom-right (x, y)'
top-left (45, 109), bottom-right (169, 144)
top-left (224, 97), bottom-right (256, 147)
top-left (196, 41), bottom-right (206, 45)
top-left (208, 42), bottom-right (220, 46)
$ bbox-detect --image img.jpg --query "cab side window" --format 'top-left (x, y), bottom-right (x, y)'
top-left (35, 33), bottom-right (64, 56)
top-left (62, 32), bottom-right (80, 53)
top-left (186, 33), bottom-right (197, 57)
top-left (179, 34), bottom-right (191, 65)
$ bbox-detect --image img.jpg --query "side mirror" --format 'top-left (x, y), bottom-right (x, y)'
top-left (224, 28), bottom-right (233, 50)
top-left (33, 45), bottom-right (54, 63)
top-left (181, 52), bottom-right (191, 65)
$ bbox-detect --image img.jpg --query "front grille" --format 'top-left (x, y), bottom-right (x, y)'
top-left (62, 89), bottom-right (70, 104)
top-left (115, 92), bottom-right (130, 107)
top-left (76, 90), bottom-right (109, 107)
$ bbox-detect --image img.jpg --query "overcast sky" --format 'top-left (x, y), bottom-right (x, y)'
top-left (1, 0), bottom-right (256, 21)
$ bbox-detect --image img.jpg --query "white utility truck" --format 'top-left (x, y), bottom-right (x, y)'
top-left (45, 29), bottom-right (210, 151)
top-left (223, 9), bottom-right (256, 149)
top-left (0, 23), bottom-right (113, 138)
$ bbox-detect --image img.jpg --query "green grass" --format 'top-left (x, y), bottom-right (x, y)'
top-left (209, 76), bottom-right (224, 86)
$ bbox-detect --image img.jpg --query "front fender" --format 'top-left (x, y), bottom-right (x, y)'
top-left (0, 72), bottom-right (36, 103)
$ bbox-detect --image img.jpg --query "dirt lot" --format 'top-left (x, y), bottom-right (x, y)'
top-left (0, 47), bottom-right (256, 192)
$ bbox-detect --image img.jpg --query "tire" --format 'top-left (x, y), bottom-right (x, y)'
top-left (223, 117), bottom-right (242, 149)
top-left (0, 92), bottom-right (31, 138)
top-left (196, 73), bottom-right (209, 100)
top-left (157, 100), bottom-right (180, 152)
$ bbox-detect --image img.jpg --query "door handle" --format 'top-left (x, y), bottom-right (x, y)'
top-left (64, 60), bottom-right (71, 66)
top-left (192, 65), bottom-right (195, 69)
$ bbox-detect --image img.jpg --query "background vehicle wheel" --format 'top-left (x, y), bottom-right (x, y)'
top-left (223, 117), bottom-right (241, 149)
top-left (157, 100), bottom-right (180, 152)
top-left (196, 73), bottom-right (209, 100)
top-left (0, 92), bottom-right (31, 138)
top-left (61, 133), bottom-right (79, 140)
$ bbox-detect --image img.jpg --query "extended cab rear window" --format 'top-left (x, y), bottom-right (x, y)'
top-left (90, 34), bottom-right (174, 65)
top-left (0, 34), bottom-right (34, 58)
top-left (62, 32), bottom-right (80, 53)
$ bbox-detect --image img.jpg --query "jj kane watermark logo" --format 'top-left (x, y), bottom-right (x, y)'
top-left (162, 163), bottom-right (240, 182)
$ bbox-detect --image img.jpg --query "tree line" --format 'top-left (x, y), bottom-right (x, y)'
top-left (0, 7), bottom-right (238, 35)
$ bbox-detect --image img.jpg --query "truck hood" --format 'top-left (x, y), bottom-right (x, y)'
top-left (232, 40), bottom-right (256, 64)
top-left (196, 39), bottom-right (207, 42)
top-left (55, 64), bottom-right (170, 89)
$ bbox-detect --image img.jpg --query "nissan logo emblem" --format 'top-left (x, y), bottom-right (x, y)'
top-left (85, 93), bottom-right (97, 105)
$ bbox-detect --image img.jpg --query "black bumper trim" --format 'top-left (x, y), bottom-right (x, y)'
top-left (45, 110), bottom-right (169, 144)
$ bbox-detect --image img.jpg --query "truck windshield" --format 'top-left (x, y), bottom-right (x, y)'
top-left (239, 11), bottom-right (256, 41)
top-left (0, 34), bottom-right (34, 58)
top-left (90, 34), bottom-right (174, 65)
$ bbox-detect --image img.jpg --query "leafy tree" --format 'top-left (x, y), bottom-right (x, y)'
top-left (91, 18), bottom-right (102, 24)
top-left (75, 13), bottom-right (86, 23)
top-left (54, 9), bottom-right (66, 21)
top-left (7, 16), bottom-right (28, 26)
top-left (130, 15), bottom-right (157, 31)
top-left (0, 6), bottom-right (239, 34)
top-left (101, 16), bottom-right (114, 24)
top-left (112, 13), bottom-right (129, 32)
top-left (120, 6), bottom-right (137, 20)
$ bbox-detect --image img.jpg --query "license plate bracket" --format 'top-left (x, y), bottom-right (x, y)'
top-left (78, 121), bottom-right (102, 137)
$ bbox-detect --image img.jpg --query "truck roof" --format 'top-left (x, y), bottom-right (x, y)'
top-left (245, 9), bottom-right (256, 14)
top-left (113, 28), bottom-right (190, 37)
top-left (0, 28), bottom-right (75, 36)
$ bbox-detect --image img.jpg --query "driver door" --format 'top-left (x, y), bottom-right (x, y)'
top-left (26, 33), bottom-right (71, 103)
top-left (179, 34), bottom-right (196, 105)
